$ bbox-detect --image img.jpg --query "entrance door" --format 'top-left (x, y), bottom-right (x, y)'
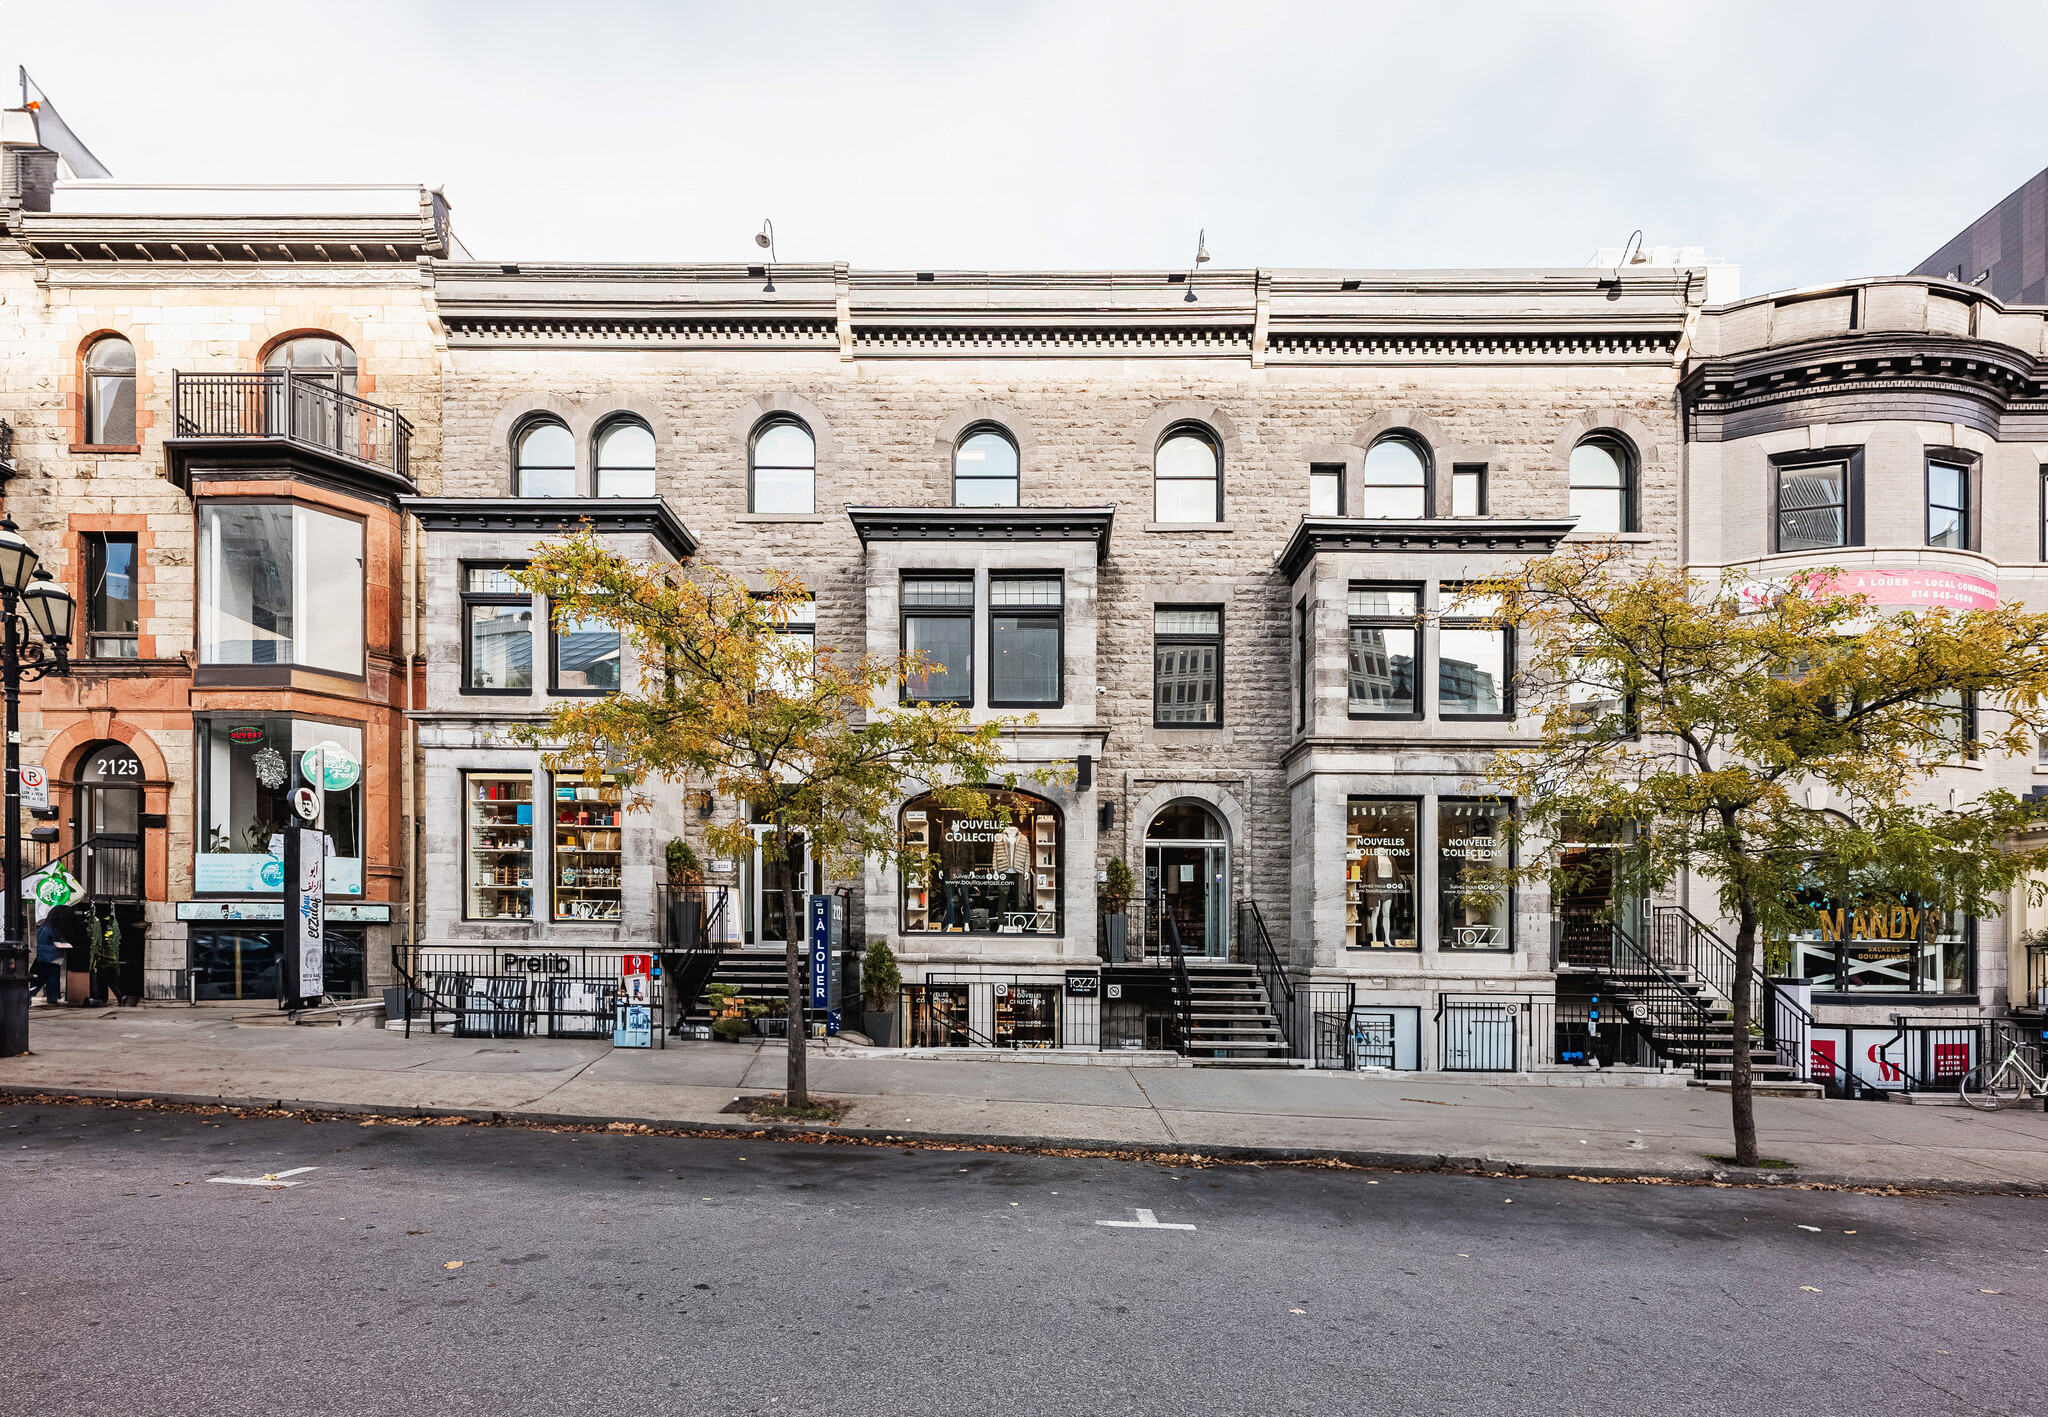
top-left (76, 742), bottom-right (144, 900)
top-left (742, 822), bottom-right (815, 947)
top-left (1144, 801), bottom-right (1229, 958)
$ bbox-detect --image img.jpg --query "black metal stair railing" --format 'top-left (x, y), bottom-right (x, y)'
top-left (172, 370), bottom-right (413, 484)
top-left (1603, 918), bottom-right (1721, 1077)
top-left (1234, 900), bottom-right (1295, 1054)
top-left (1655, 905), bottom-right (1813, 1079)
top-left (1160, 904), bottom-right (1194, 1055)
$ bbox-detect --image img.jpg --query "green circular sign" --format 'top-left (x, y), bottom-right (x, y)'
top-left (35, 864), bottom-right (79, 908)
top-left (301, 741), bottom-right (361, 792)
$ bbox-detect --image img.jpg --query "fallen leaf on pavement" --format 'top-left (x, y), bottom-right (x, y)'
top-left (1289, 1308), bottom-right (1306, 1314)
top-left (406, 1230), bottom-right (428, 1236)
top-left (1799, 1286), bottom-right (1821, 1293)
top-left (1979, 1289), bottom-right (2001, 1294)
top-left (1797, 1225), bottom-right (1820, 1232)
top-left (444, 1261), bottom-right (463, 1270)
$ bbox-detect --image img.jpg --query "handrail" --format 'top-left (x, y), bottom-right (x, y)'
top-left (1237, 900), bottom-right (1294, 1051)
top-left (171, 370), bottom-right (414, 486)
top-left (1654, 904), bottom-right (1813, 1078)
top-left (1161, 905), bottom-right (1194, 1055)
top-left (1608, 917), bottom-right (1718, 1078)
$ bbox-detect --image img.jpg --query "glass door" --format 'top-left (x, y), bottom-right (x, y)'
top-left (742, 822), bottom-right (815, 947)
top-left (1145, 842), bottom-right (1229, 958)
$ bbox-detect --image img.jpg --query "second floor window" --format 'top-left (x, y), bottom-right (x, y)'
top-left (1440, 584), bottom-right (1508, 718)
top-left (595, 420), bottom-right (655, 498)
top-left (751, 419), bottom-right (816, 514)
top-left (84, 336), bottom-right (136, 445)
top-left (1361, 437), bottom-right (1429, 518)
top-left (1778, 459), bottom-right (1851, 550)
top-left (463, 566), bottom-right (533, 693)
top-left (84, 532), bottom-right (139, 659)
top-left (1927, 459), bottom-right (1970, 549)
top-left (1347, 585), bottom-right (1419, 718)
top-left (265, 336), bottom-right (358, 394)
top-left (954, 428), bottom-right (1020, 507)
top-left (989, 575), bottom-right (1061, 707)
top-left (1452, 464), bottom-right (1486, 517)
top-left (199, 503), bottom-right (363, 675)
top-left (552, 612), bottom-right (621, 693)
top-left (516, 420), bottom-right (575, 498)
top-left (1154, 607), bottom-right (1221, 726)
top-left (903, 575), bottom-right (973, 703)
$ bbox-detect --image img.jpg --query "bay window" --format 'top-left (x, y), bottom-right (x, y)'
top-left (903, 575), bottom-right (974, 703)
top-left (463, 565), bottom-right (533, 693)
top-left (1347, 585), bottom-right (1418, 718)
top-left (1439, 584), bottom-right (1509, 718)
top-left (199, 503), bottom-right (364, 674)
top-left (989, 575), bottom-right (1061, 707)
top-left (196, 717), bottom-right (364, 895)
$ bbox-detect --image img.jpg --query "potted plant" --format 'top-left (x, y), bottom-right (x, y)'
top-left (860, 939), bottom-right (902, 1046)
top-left (1102, 857), bottom-right (1134, 963)
top-left (705, 982), bottom-right (757, 1042)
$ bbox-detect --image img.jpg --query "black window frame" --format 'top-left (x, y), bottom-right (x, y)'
top-left (1308, 462), bottom-right (1345, 518)
top-left (460, 768), bottom-right (537, 923)
top-left (83, 530), bottom-right (140, 660)
top-left (1772, 447), bottom-right (1864, 553)
top-left (902, 571), bottom-right (976, 705)
top-left (1568, 433), bottom-right (1638, 534)
top-left (592, 414), bottom-right (657, 499)
top-left (1925, 452), bottom-right (1974, 551)
top-left (1152, 604), bottom-right (1224, 729)
top-left (1296, 596), bottom-right (1311, 733)
top-left (83, 335), bottom-right (137, 447)
top-left (986, 572), bottom-right (1064, 709)
top-left (1437, 795), bottom-right (1515, 952)
top-left (749, 415), bottom-right (817, 514)
top-left (548, 604), bottom-right (622, 698)
top-left (512, 415), bottom-right (576, 498)
top-left (2039, 466), bottom-right (2048, 563)
top-left (1346, 583), bottom-right (1423, 722)
top-left (460, 561), bottom-right (534, 697)
top-left (953, 423), bottom-right (1021, 509)
top-left (1451, 463), bottom-right (1487, 518)
top-left (1438, 583), bottom-right (1514, 721)
top-left (1360, 434), bottom-right (1432, 520)
top-left (1153, 423), bottom-right (1224, 524)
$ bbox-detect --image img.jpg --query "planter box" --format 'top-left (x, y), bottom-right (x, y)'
top-left (862, 1010), bottom-right (898, 1047)
top-left (1104, 913), bottom-right (1129, 964)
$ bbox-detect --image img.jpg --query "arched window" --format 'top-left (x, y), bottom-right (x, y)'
top-left (594, 418), bottom-right (656, 498)
top-left (77, 742), bottom-right (144, 900)
top-left (900, 788), bottom-right (1061, 936)
top-left (1154, 426), bottom-right (1221, 523)
top-left (1361, 436), bottom-right (1430, 519)
top-left (264, 335), bottom-right (358, 395)
top-left (1569, 435), bottom-right (1635, 534)
top-left (84, 336), bottom-right (137, 445)
top-left (953, 426), bottom-right (1019, 507)
top-left (750, 418), bottom-right (815, 514)
top-left (515, 419), bottom-right (575, 498)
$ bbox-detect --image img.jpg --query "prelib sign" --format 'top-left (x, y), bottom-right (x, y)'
top-left (281, 826), bottom-right (326, 1005)
top-left (18, 764), bottom-right (48, 812)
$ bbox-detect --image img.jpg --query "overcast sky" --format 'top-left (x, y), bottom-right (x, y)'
top-left (6, 0), bottom-right (2045, 297)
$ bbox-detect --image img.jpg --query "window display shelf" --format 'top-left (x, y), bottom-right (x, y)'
top-left (554, 776), bottom-right (625, 922)
top-left (466, 772), bottom-right (535, 920)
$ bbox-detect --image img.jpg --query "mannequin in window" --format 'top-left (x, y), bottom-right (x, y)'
top-left (1365, 848), bottom-right (1397, 946)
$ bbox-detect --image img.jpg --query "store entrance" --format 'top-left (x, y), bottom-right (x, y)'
top-left (741, 819), bottom-right (816, 948)
top-left (1557, 845), bottom-right (1614, 968)
top-left (1144, 801), bottom-right (1229, 959)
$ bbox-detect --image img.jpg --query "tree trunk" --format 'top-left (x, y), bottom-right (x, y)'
top-left (779, 833), bottom-right (808, 1107)
top-left (1728, 893), bottom-right (1760, 1168)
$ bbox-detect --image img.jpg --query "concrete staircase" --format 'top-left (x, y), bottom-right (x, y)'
top-left (679, 949), bottom-right (792, 1024)
top-left (1183, 963), bottom-right (1294, 1067)
top-left (1596, 965), bottom-right (1801, 1084)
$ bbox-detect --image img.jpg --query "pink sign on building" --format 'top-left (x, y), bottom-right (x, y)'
top-left (1815, 568), bottom-right (1999, 611)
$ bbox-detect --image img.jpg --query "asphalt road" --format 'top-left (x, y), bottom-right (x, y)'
top-left (2, 1103), bottom-right (2041, 1417)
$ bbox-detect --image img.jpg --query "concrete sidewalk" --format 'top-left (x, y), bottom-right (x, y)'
top-left (7, 1004), bottom-right (2048, 1193)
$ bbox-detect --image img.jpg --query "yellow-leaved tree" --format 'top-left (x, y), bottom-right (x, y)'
top-left (1478, 542), bottom-right (2048, 1165)
top-left (516, 533), bottom-right (1050, 1105)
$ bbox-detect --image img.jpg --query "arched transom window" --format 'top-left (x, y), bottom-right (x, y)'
top-left (751, 418), bottom-right (816, 514)
top-left (1154, 426), bottom-right (1221, 523)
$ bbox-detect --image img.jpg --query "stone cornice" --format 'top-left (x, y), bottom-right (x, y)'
top-left (845, 505), bottom-right (1116, 563)
top-left (1278, 516), bottom-right (1579, 580)
top-left (401, 497), bottom-right (698, 560)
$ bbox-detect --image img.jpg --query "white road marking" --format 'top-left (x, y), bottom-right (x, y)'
top-left (1096, 1207), bottom-right (1195, 1231)
top-left (206, 1166), bottom-right (318, 1188)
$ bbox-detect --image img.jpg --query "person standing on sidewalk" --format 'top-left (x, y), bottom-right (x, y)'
top-left (29, 909), bottom-right (67, 1005)
top-left (87, 905), bottom-right (125, 1008)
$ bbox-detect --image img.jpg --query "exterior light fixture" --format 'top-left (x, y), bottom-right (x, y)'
top-left (755, 219), bottom-right (776, 293)
top-left (1185, 228), bottom-right (1209, 303)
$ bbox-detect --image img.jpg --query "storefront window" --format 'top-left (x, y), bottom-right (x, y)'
top-left (901, 789), bottom-right (1060, 935)
top-left (199, 503), bottom-right (364, 674)
top-left (196, 718), bottom-right (364, 895)
top-left (190, 926), bottom-right (365, 1001)
top-left (1345, 798), bottom-right (1417, 949)
top-left (1786, 896), bottom-right (1973, 995)
top-left (1439, 798), bottom-right (1511, 950)
top-left (466, 772), bottom-right (535, 920)
top-left (553, 775), bottom-right (623, 921)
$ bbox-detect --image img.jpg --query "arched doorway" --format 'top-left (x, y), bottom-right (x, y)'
top-left (76, 742), bottom-right (143, 900)
top-left (1145, 800), bottom-right (1229, 959)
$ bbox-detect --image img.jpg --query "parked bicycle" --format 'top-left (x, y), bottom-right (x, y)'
top-left (1958, 1038), bottom-right (2048, 1111)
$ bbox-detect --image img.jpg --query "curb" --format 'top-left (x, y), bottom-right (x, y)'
top-left (6, 1083), bottom-right (2045, 1197)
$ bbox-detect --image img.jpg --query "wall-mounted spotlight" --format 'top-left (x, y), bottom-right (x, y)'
top-left (1184, 228), bottom-right (1209, 303)
top-left (694, 789), bottom-right (716, 819)
top-left (755, 219), bottom-right (776, 292)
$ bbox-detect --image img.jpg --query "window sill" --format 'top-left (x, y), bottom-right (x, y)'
top-left (736, 513), bottom-right (827, 524)
top-left (1562, 531), bottom-right (1658, 543)
top-left (70, 444), bottom-right (142, 456)
top-left (1144, 521), bottom-right (1234, 533)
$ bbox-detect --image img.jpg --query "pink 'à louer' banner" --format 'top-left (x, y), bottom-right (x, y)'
top-left (1813, 568), bottom-right (1999, 611)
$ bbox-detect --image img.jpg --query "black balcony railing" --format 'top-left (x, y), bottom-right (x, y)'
top-left (172, 371), bottom-right (412, 485)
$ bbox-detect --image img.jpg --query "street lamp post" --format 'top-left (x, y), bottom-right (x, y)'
top-left (0, 515), bottom-right (75, 1058)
